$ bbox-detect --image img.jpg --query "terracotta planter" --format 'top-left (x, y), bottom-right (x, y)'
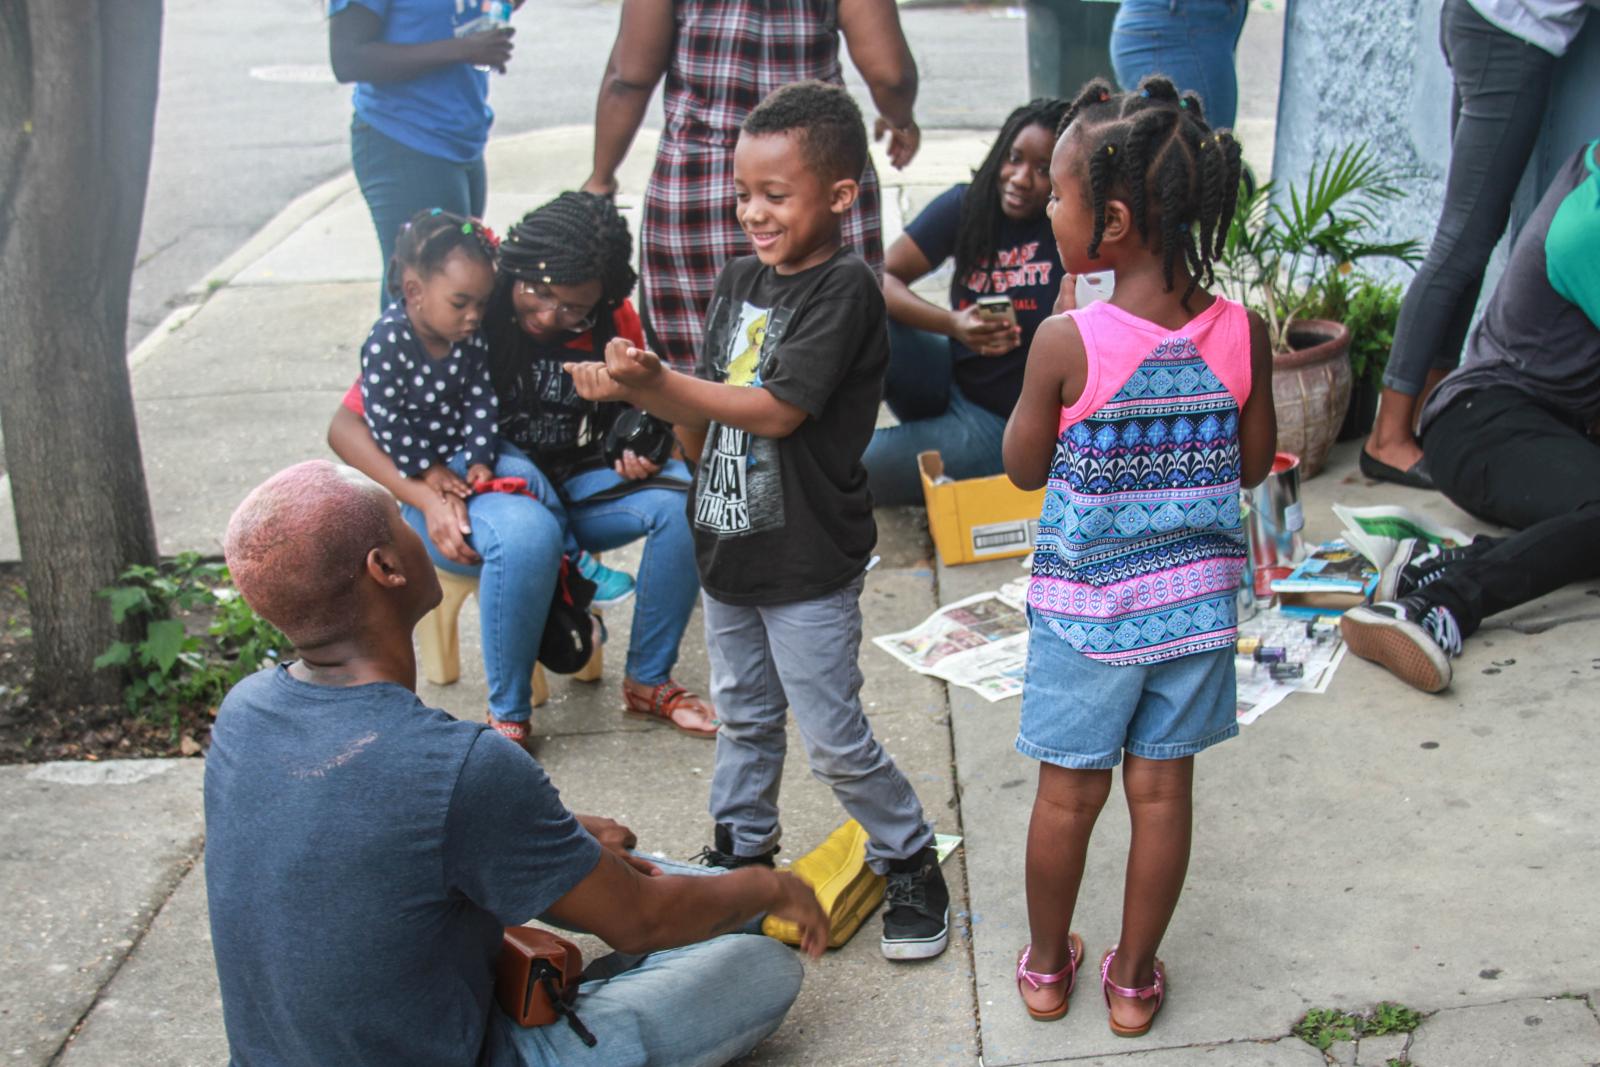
top-left (1271, 319), bottom-right (1352, 479)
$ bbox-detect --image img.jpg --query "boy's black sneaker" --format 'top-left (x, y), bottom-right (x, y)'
top-left (880, 845), bottom-right (949, 961)
top-left (695, 824), bottom-right (777, 870)
top-left (1377, 536), bottom-right (1497, 602)
top-left (1340, 595), bottom-right (1462, 694)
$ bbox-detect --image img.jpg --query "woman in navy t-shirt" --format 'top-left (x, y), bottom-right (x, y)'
top-left (329, 0), bottom-right (518, 308)
top-left (863, 98), bottom-right (1068, 505)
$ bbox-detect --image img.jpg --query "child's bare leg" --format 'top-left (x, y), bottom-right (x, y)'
top-left (1109, 753), bottom-right (1193, 1030)
top-left (1021, 762), bottom-right (1112, 1014)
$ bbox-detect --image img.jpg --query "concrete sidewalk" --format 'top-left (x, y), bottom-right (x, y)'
top-left (3, 122), bottom-right (1599, 1067)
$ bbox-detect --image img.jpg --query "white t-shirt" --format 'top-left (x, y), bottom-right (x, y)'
top-left (1466, 0), bottom-right (1596, 55)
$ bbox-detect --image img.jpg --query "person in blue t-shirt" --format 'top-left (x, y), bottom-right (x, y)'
top-left (207, 459), bottom-right (829, 1067)
top-left (862, 98), bottom-right (1069, 505)
top-left (330, 0), bottom-right (517, 308)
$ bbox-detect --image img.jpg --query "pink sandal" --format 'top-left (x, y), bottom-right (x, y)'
top-left (487, 715), bottom-right (533, 754)
top-left (1100, 947), bottom-right (1166, 1037)
top-left (1015, 932), bottom-right (1084, 1021)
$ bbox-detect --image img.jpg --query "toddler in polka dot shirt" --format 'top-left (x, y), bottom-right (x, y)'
top-left (359, 210), bottom-right (503, 486)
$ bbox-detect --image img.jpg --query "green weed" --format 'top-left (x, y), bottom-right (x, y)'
top-left (95, 552), bottom-right (290, 730)
top-left (1293, 1001), bottom-right (1423, 1051)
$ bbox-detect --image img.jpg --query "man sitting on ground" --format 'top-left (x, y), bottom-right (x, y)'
top-left (1341, 139), bottom-right (1600, 693)
top-left (205, 460), bottom-right (828, 1067)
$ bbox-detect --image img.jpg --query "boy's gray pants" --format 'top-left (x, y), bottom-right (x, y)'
top-left (701, 575), bottom-right (934, 872)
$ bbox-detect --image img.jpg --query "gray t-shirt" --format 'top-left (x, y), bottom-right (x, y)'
top-left (1420, 144), bottom-right (1600, 434)
top-left (204, 666), bottom-right (602, 1067)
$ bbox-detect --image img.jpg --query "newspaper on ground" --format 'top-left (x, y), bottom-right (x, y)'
top-left (1332, 503), bottom-right (1473, 573)
top-left (872, 591), bottom-right (1028, 702)
top-left (1234, 608), bottom-right (1347, 724)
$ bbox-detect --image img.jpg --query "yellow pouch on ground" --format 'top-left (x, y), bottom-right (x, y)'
top-left (762, 819), bottom-right (885, 949)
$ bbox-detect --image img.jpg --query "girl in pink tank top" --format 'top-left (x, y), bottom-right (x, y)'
top-left (1001, 76), bottom-right (1276, 1037)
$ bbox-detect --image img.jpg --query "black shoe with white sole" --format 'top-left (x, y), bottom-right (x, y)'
top-left (1377, 536), bottom-right (1498, 602)
top-left (1340, 595), bottom-right (1463, 693)
top-left (881, 845), bottom-right (949, 961)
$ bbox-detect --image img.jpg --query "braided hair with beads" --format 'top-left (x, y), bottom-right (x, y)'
top-left (952, 97), bottom-right (1069, 288)
top-left (1057, 75), bottom-right (1242, 305)
top-left (485, 192), bottom-right (641, 477)
top-left (386, 208), bottom-right (499, 301)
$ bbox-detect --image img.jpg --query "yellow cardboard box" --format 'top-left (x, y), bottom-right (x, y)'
top-left (917, 450), bottom-right (1045, 566)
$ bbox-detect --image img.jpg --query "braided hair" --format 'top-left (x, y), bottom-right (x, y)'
top-left (1057, 75), bottom-right (1242, 305)
top-left (485, 192), bottom-right (639, 476)
top-left (387, 208), bottom-right (498, 300)
top-left (952, 97), bottom-right (1069, 287)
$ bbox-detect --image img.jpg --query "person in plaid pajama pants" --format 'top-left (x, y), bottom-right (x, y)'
top-left (584, 0), bottom-right (922, 372)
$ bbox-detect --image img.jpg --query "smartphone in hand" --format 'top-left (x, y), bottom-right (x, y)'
top-left (975, 295), bottom-right (1017, 329)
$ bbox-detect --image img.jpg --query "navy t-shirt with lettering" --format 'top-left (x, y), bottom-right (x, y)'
top-left (903, 183), bottom-right (1062, 415)
top-left (204, 666), bottom-right (602, 1067)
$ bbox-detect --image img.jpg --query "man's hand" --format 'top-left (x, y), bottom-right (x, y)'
top-left (576, 815), bottom-right (662, 877)
top-left (767, 871), bottom-right (831, 959)
top-left (604, 336), bottom-right (664, 386)
top-left (564, 360), bottom-right (630, 403)
top-left (465, 463), bottom-right (494, 488)
top-left (949, 305), bottom-right (1020, 356)
top-left (454, 26), bottom-right (514, 72)
top-left (874, 116), bottom-right (920, 170)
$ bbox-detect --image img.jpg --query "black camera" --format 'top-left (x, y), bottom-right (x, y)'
top-left (603, 409), bottom-right (676, 467)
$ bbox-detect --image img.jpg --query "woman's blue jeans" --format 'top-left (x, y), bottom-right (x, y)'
top-left (863, 323), bottom-right (1009, 507)
top-left (1110, 0), bottom-right (1249, 131)
top-left (403, 447), bottom-right (700, 721)
top-left (351, 118), bottom-right (487, 310)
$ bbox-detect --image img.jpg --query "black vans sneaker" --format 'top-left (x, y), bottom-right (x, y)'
top-left (1340, 595), bottom-right (1462, 693)
top-left (881, 846), bottom-right (949, 961)
top-left (695, 824), bottom-right (777, 870)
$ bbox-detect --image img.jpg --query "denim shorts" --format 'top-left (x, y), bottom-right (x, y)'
top-left (1015, 612), bottom-right (1238, 769)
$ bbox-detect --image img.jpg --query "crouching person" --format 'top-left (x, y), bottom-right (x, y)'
top-left (205, 460), bottom-right (827, 1067)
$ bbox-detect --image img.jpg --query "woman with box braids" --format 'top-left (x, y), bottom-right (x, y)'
top-left (330, 190), bottom-right (720, 747)
top-left (864, 97), bottom-right (1070, 506)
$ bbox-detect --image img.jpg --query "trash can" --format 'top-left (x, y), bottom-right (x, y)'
top-left (1026, 0), bottom-right (1120, 101)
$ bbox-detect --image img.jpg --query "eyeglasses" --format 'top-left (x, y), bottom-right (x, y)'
top-left (514, 280), bottom-right (597, 331)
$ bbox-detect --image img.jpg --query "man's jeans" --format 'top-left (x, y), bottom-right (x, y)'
top-left (1420, 387), bottom-right (1600, 636)
top-left (701, 576), bottom-right (935, 871)
top-left (863, 323), bottom-right (1009, 507)
top-left (1383, 0), bottom-right (1558, 395)
top-left (403, 449), bottom-right (700, 719)
top-left (1110, 0), bottom-right (1250, 130)
top-left (351, 118), bottom-right (487, 310)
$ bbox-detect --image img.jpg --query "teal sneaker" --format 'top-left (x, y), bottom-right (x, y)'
top-left (575, 551), bottom-right (635, 607)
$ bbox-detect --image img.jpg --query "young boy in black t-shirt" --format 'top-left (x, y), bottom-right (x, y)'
top-left (566, 80), bottom-right (949, 961)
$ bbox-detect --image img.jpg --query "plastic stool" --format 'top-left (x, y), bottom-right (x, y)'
top-left (415, 568), bottom-right (603, 708)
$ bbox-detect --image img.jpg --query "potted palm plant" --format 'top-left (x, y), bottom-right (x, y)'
top-left (1217, 144), bottom-right (1420, 476)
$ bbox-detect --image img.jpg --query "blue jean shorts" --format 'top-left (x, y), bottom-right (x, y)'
top-left (1015, 612), bottom-right (1238, 769)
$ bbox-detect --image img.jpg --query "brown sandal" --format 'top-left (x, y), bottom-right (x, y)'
top-left (623, 681), bottom-right (719, 739)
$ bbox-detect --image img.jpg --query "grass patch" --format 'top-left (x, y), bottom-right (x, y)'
top-left (1293, 1001), bottom-right (1423, 1051)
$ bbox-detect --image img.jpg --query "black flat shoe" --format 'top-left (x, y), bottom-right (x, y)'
top-left (1358, 448), bottom-right (1435, 490)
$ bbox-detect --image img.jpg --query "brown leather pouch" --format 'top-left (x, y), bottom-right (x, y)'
top-left (495, 927), bottom-right (593, 1044)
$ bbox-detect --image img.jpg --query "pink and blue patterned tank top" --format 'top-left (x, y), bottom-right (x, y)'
top-left (1027, 297), bottom-right (1252, 665)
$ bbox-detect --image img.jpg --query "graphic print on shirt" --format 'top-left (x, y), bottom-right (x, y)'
top-left (961, 240), bottom-right (1054, 313)
top-left (694, 298), bottom-right (791, 537)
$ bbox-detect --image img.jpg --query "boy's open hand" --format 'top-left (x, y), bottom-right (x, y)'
top-left (604, 336), bottom-right (664, 386)
top-left (422, 464), bottom-right (473, 500)
top-left (768, 872), bottom-right (831, 959)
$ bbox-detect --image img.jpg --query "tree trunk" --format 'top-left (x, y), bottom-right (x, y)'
top-left (0, 0), bottom-right (163, 706)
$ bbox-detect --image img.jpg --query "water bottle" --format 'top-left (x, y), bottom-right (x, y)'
top-left (457, 1), bottom-right (513, 72)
